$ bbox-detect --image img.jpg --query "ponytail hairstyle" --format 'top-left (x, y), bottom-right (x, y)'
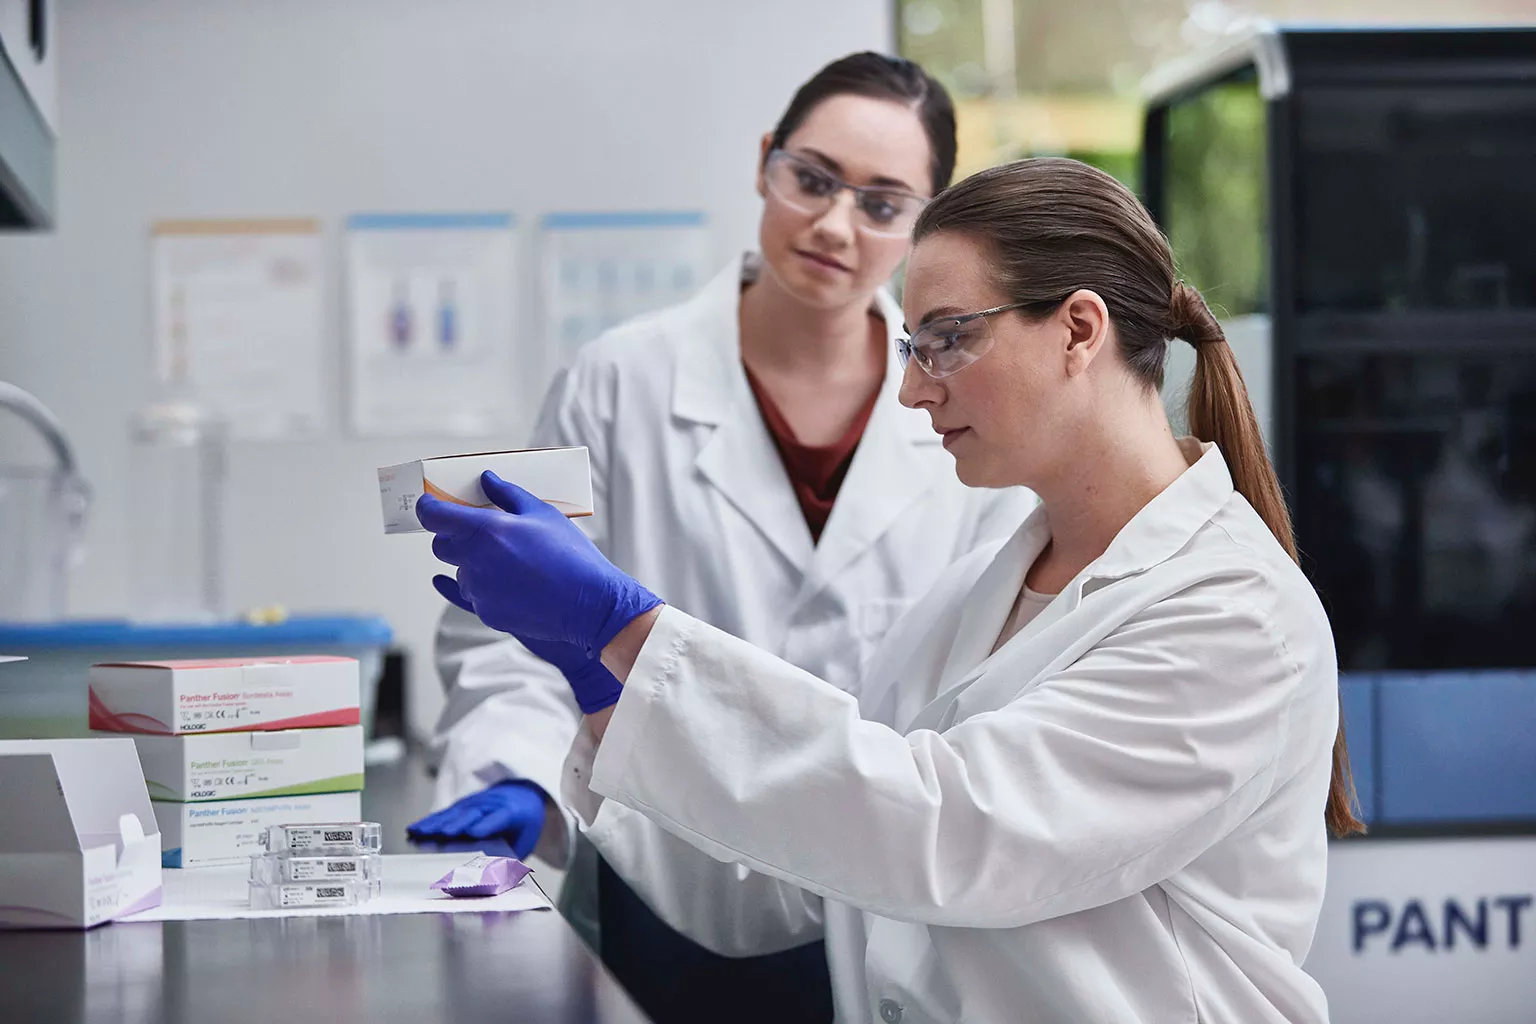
top-left (914, 157), bottom-right (1365, 837)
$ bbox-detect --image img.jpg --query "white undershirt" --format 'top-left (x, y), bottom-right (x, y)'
top-left (991, 584), bottom-right (1057, 655)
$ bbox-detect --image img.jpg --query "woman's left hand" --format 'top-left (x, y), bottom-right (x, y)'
top-left (418, 471), bottom-right (662, 661)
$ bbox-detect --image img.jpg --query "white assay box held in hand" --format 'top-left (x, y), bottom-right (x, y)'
top-left (109, 724), bottom-right (364, 802)
top-left (378, 446), bottom-right (593, 534)
top-left (88, 656), bottom-right (360, 735)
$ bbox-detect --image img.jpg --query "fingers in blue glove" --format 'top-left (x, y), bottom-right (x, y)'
top-left (430, 803), bottom-right (492, 839)
top-left (406, 806), bottom-right (455, 838)
top-left (466, 808), bottom-right (541, 859)
top-left (478, 471), bottom-right (545, 516)
top-left (431, 531), bottom-right (468, 568)
top-left (415, 493), bottom-right (485, 537)
top-left (467, 804), bottom-right (522, 840)
top-left (472, 803), bottom-right (546, 859)
top-left (417, 470), bottom-right (662, 668)
top-left (433, 574), bottom-right (475, 614)
top-left (407, 802), bottom-right (484, 840)
top-left (408, 781), bottom-right (548, 851)
top-left (408, 800), bottom-right (477, 838)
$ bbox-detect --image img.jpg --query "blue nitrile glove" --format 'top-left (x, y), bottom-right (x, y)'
top-left (406, 781), bottom-right (546, 859)
top-left (432, 575), bottom-right (623, 714)
top-left (418, 469), bottom-right (662, 661)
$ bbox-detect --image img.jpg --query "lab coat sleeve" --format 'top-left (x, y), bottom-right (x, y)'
top-left (586, 583), bottom-right (1317, 931)
top-left (426, 360), bottom-right (613, 865)
top-left (564, 726), bottom-right (827, 958)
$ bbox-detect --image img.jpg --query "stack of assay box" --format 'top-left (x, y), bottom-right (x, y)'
top-left (88, 656), bottom-right (364, 868)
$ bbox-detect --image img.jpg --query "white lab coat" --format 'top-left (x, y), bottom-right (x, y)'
top-left (429, 254), bottom-right (1034, 868)
top-left (564, 440), bottom-right (1338, 1024)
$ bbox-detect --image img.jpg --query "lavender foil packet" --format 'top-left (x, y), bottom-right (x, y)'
top-left (430, 854), bottom-right (532, 898)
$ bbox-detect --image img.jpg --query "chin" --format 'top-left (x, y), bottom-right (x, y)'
top-left (785, 270), bottom-right (856, 310)
top-left (950, 452), bottom-right (1010, 490)
top-left (762, 249), bottom-right (860, 310)
top-left (950, 455), bottom-right (986, 488)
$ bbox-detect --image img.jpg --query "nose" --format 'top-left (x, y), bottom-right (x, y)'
top-left (898, 355), bottom-right (941, 409)
top-left (810, 189), bottom-right (857, 249)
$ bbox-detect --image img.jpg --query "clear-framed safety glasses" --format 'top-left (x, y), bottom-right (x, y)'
top-left (763, 149), bottom-right (928, 239)
top-left (897, 300), bottom-right (1061, 379)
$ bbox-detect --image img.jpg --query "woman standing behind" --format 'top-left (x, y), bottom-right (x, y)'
top-left (410, 54), bottom-right (1033, 1022)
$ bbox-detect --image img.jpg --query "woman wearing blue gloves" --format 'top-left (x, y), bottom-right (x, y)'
top-left (411, 52), bottom-right (1032, 1024)
top-left (419, 158), bottom-right (1362, 1024)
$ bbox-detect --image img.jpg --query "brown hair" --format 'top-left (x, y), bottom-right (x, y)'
top-left (770, 52), bottom-right (957, 194)
top-left (915, 157), bottom-right (1364, 837)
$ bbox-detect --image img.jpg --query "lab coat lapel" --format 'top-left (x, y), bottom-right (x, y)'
top-left (899, 513), bottom-right (1049, 731)
top-left (805, 398), bottom-right (941, 593)
top-left (904, 441), bottom-right (1239, 732)
top-left (694, 405), bottom-right (816, 572)
top-left (804, 291), bottom-right (942, 592)
top-left (677, 257), bottom-right (815, 573)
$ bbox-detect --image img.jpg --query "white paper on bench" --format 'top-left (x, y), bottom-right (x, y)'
top-left (119, 853), bottom-right (551, 922)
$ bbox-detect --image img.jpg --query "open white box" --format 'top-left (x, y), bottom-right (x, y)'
top-left (0, 738), bottom-right (163, 929)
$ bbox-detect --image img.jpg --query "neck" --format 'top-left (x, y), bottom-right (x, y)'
top-left (738, 262), bottom-right (882, 376)
top-left (1027, 391), bottom-right (1190, 588)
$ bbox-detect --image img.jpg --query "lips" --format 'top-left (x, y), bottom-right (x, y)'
top-left (794, 248), bottom-right (852, 274)
top-left (936, 426), bottom-right (970, 449)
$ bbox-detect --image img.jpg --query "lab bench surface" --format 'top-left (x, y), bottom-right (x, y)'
top-left (0, 754), bottom-right (651, 1024)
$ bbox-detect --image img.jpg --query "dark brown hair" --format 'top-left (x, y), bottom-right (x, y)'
top-left (770, 52), bottom-right (957, 194)
top-left (914, 157), bottom-right (1364, 837)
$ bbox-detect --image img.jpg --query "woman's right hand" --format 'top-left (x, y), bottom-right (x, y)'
top-left (419, 469), bottom-right (663, 700)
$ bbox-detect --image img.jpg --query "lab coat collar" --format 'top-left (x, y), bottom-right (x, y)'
top-left (670, 256), bottom-right (751, 427)
top-left (1002, 438), bottom-right (1234, 600)
top-left (921, 439), bottom-right (1234, 718)
top-left (680, 253), bottom-right (939, 578)
top-left (1079, 438), bottom-right (1233, 584)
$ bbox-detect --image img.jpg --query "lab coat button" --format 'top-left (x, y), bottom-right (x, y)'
top-left (878, 998), bottom-right (903, 1023)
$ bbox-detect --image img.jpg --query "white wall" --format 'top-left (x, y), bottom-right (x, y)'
top-left (0, 0), bottom-right (894, 736)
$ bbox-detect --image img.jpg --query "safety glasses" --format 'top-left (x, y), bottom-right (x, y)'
top-left (763, 150), bottom-right (928, 239)
top-left (897, 301), bottom-right (1057, 379)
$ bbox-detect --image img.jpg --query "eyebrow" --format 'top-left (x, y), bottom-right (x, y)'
top-left (796, 147), bottom-right (920, 194)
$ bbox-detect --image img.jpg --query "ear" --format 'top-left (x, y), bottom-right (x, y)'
top-left (756, 132), bottom-right (774, 199)
top-left (1059, 290), bottom-right (1111, 379)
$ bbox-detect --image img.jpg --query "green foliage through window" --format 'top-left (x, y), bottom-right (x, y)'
top-left (1163, 73), bottom-right (1268, 318)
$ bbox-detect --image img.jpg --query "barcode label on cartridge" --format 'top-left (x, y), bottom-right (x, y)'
top-left (278, 884), bottom-right (350, 907)
top-left (285, 826), bottom-right (361, 850)
top-left (287, 858), bottom-right (360, 880)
